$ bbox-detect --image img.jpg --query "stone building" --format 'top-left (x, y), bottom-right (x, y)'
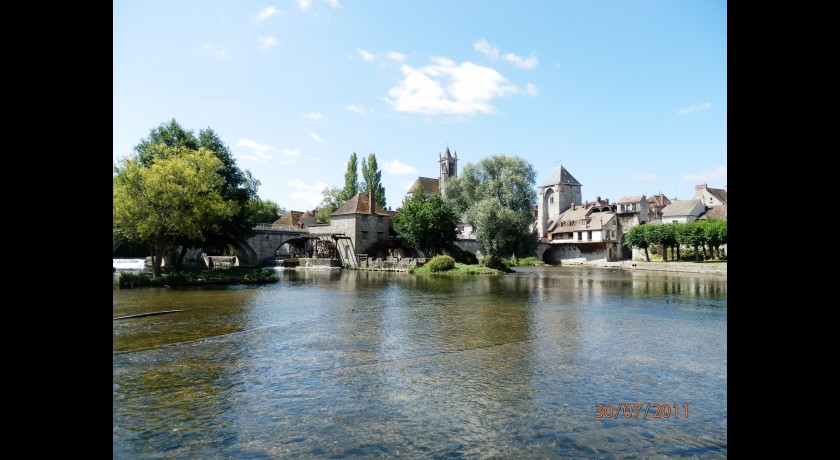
top-left (306, 190), bottom-right (395, 260)
top-left (536, 165), bottom-right (582, 238)
top-left (693, 183), bottom-right (727, 208)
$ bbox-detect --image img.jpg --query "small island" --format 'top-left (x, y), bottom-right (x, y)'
top-left (115, 267), bottom-right (279, 289)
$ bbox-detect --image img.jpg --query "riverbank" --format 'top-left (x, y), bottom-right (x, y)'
top-left (579, 259), bottom-right (727, 275)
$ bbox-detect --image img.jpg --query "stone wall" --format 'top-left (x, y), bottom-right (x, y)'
top-left (538, 242), bottom-right (621, 264)
top-left (299, 258), bottom-right (342, 269)
top-left (356, 256), bottom-right (426, 271)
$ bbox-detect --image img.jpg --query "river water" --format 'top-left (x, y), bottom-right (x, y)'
top-left (113, 266), bottom-right (727, 458)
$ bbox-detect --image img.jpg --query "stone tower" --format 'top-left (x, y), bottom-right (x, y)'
top-left (439, 147), bottom-right (458, 195)
top-left (537, 164), bottom-right (582, 238)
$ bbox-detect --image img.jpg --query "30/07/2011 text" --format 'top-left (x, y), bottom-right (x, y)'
top-left (595, 403), bottom-right (688, 419)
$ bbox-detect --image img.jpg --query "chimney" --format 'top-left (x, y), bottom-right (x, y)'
top-left (572, 203), bottom-right (576, 211)
top-left (368, 189), bottom-right (375, 215)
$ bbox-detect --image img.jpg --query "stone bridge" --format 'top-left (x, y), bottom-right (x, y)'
top-left (234, 225), bottom-right (324, 267)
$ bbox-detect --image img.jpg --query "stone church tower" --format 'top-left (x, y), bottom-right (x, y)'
top-left (537, 164), bottom-right (582, 238)
top-left (439, 147), bottom-right (457, 195)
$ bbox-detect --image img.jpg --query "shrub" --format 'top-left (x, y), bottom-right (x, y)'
top-left (426, 255), bottom-right (456, 272)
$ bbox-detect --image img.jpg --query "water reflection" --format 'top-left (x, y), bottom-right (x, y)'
top-left (114, 266), bottom-right (726, 458)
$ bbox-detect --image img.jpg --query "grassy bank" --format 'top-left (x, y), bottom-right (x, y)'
top-left (115, 268), bottom-right (279, 288)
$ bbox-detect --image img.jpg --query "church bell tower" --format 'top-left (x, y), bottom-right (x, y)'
top-left (439, 147), bottom-right (457, 195)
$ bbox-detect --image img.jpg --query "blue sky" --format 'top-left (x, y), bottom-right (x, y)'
top-left (114, 0), bottom-right (726, 213)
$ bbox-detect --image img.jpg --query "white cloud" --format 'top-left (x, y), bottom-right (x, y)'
top-left (309, 132), bottom-right (326, 143)
top-left (301, 112), bottom-right (323, 120)
top-left (235, 138), bottom-right (274, 162)
top-left (678, 102), bottom-right (712, 115)
top-left (387, 51), bottom-right (406, 62)
top-left (503, 52), bottom-right (538, 69)
top-left (259, 36), bottom-right (279, 50)
top-left (474, 39), bottom-right (499, 59)
top-left (475, 39), bottom-right (538, 69)
top-left (357, 48), bottom-right (375, 62)
top-left (289, 180), bottom-right (329, 208)
top-left (282, 149), bottom-right (301, 157)
top-left (325, 0), bottom-right (340, 7)
top-left (683, 165), bottom-right (727, 183)
top-left (256, 6), bottom-right (279, 21)
top-left (297, 0), bottom-right (312, 11)
top-left (382, 160), bottom-right (419, 175)
top-left (345, 104), bottom-right (370, 115)
top-left (385, 56), bottom-right (526, 116)
top-left (630, 172), bottom-right (657, 181)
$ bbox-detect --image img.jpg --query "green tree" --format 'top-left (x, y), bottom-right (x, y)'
top-left (625, 224), bottom-right (651, 261)
top-left (338, 152), bottom-right (360, 203)
top-left (392, 192), bottom-right (459, 257)
top-left (703, 219), bottom-right (727, 259)
top-left (677, 222), bottom-right (706, 262)
top-left (113, 147), bottom-right (236, 277)
top-left (246, 199), bottom-right (284, 225)
top-left (443, 154), bottom-right (537, 268)
top-left (466, 198), bottom-right (535, 267)
top-left (661, 223), bottom-right (680, 261)
top-left (361, 153), bottom-right (386, 209)
top-left (133, 119), bottom-right (260, 259)
top-left (316, 185), bottom-right (342, 223)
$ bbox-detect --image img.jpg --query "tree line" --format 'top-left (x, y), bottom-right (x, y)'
top-left (113, 119), bottom-right (570, 273)
top-left (624, 220), bottom-right (727, 262)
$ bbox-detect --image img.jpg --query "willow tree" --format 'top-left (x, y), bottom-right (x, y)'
top-left (443, 154), bottom-right (537, 268)
top-left (113, 146), bottom-right (236, 276)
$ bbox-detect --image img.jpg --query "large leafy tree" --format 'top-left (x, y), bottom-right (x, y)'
top-left (113, 147), bottom-right (236, 276)
top-left (392, 192), bottom-right (459, 257)
top-left (338, 152), bottom-right (360, 203)
top-left (360, 153), bottom-right (386, 209)
top-left (443, 154), bottom-right (537, 268)
top-left (133, 119), bottom-right (259, 256)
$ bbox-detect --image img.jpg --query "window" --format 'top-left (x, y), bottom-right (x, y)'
top-left (709, 197), bottom-right (714, 203)
top-left (362, 231), bottom-right (368, 239)
top-left (577, 232), bottom-right (582, 241)
top-left (362, 215), bottom-right (368, 221)
top-left (549, 196), bottom-right (554, 204)
top-left (377, 231), bottom-right (384, 237)
top-left (587, 231), bottom-right (592, 240)
top-left (378, 216), bottom-right (383, 222)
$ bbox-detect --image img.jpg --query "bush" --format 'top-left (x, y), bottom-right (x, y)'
top-left (426, 255), bottom-right (456, 272)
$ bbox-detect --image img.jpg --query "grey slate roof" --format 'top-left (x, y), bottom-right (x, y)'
top-left (699, 204), bottom-right (727, 220)
top-left (662, 199), bottom-right (704, 217)
top-left (539, 165), bottom-right (582, 187)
